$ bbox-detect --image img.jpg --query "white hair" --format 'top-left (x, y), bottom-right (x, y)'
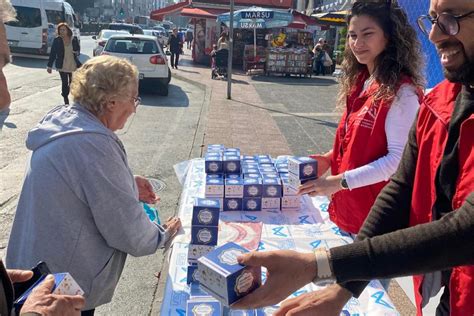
top-left (0, 0), bottom-right (16, 23)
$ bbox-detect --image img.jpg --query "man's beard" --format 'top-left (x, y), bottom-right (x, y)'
top-left (443, 55), bottom-right (474, 84)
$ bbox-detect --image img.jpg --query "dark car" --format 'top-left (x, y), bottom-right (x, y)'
top-left (108, 23), bottom-right (144, 34)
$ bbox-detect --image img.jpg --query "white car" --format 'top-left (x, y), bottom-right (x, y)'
top-left (92, 29), bottom-right (129, 56)
top-left (143, 29), bottom-right (166, 47)
top-left (102, 34), bottom-right (171, 96)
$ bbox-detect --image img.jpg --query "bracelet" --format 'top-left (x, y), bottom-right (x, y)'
top-left (312, 248), bottom-right (336, 285)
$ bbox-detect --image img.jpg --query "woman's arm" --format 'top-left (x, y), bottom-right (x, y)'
top-left (47, 37), bottom-right (59, 69)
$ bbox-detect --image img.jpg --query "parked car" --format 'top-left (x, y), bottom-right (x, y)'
top-left (143, 29), bottom-right (166, 47)
top-left (101, 34), bottom-right (171, 96)
top-left (108, 23), bottom-right (144, 34)
top-left (92, 29), bottom-right (129, 56)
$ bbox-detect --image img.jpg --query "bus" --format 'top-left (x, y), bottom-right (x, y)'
top-left (5, 0), bottom-right (80, 57)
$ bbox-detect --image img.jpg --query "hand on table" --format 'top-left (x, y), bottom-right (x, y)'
top-left (21, 274), bottom-right (85, 316)
top-left (274, 284), bottom-right (352, 316)
top-left (297, 174), bottom-right (343, 197)
top-left (309, 154), bottom-right (332, 177)
top-left (163, 216), bottom-right (181, 238)
top-left (134, 175), bottom-right (160, 204)
top-left (231, 250), bottom-right (316, 309)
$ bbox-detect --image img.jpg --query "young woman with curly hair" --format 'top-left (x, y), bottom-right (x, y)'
top-left (299, 0), bottom-right (425, 235)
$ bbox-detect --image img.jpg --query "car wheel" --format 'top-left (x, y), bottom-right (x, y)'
top-left (158, 83), bottom-right (169, 96)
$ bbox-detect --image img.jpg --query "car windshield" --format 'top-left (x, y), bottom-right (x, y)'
top-left (106, 38), bottom-right (160, 54)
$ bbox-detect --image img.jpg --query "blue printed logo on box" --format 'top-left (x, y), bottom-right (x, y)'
top-left (223, 198), bottom-right (243, 211)
top-left (187, 265), bottom-right (200, 284)
top-left (191, 226), bottom-right (218, 246)
top-left (262, 178), bottom-right (282, 197)
top-left (243, 197), bottom-right (262, 212)
top-left (243, 178), bottom-right (262, 197)
top-left (205, 156), bottom-right (223, 174)
top-left (186, 299), bottom-right (222, 316)
top-left (197, 242), bottom-right (261, 306)
top-left (223, 156), bottom-right (241, 174)
top-left (193, 198), bottom-right (220, 226)
top-left (288, 157), bottom-right (318, 180)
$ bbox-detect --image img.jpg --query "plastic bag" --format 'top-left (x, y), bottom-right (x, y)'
top-left (173, 160), bottom-right (192, 186)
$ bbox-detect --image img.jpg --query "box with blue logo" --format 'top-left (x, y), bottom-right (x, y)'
top-left (288, 157), bottom-right (318, 180)
top-left (243, 173), bottom-right (262, 180)
top-left (256, 154), bottom-right (271, 161)
top-left (223, 156), bottom-right (241, 174)
top-left (186, 298), bottom-right (222, 316)
top-left (243, 178), bottom-right (262, 197)
top-left (206, 177), bottom-right (224, 197)
top-left (187, 265), bottom-right (200, 284)
top-left (207, 144), bottom-right (225, 152)
top-left (242, 197), bottom-right (262, 212)
top-left (288, 172), bottom-right (315, 191)
top-left (192, 198), bottom-right (220, 226)
top-left (241, 155), bottom-right (255, 161)
top-left (261, 173), bottom-right (280, 180)
top-left (281, 195), bottom-right (301, 209)
top-left (262, 178), bottom-right (282, 197)
top-left (223, 198), bottom-right (243, 212)
top-left (225, 178), bottom-right (244, 198)
top-left (281, 178), bottom-right (297, 196)
top-left (261, 197), bottom-right (281, 210)
top-left (191, 226), bottom-right (219, 246)
top-left (205, 155), bottom-right (223, 174)
top-left (242, 167), bottom-right (260, 174)
top-left (188, 244), bottom-right (215, 264)
top-left (197, 242), bottom-right (261, 306)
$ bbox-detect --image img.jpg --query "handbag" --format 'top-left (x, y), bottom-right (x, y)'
top-left (323, 52), bottom-right (333, 67)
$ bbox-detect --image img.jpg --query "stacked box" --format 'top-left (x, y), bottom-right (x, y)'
top-left (288, 157), bottom-right (318, 180)
top-left (261, 178), bottom-right (282, 210)
top-left (223, 155), bottom-right (241, 175)
top-left (205, 155), bottom-right (223, 174)
top-left (188, 198), bottom-right (220, 266)
top-left (186, 298), bottom-right (222, 316)
top-left (197, 242), bottom-right (261, 306)
top-left (205, 175), bottom-right (224, 199)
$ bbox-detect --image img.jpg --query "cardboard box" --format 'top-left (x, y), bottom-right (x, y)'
top-left (281, 195), bottom-right (301, 209)
top-left (288, 172), bottom-right (316, 191)
top-left (241, 162), bottom-right (258, 168)
top-left (242, 197), bottom-right (262, 212)
top-left (197, 242), bottom-right (261, 306)
top-left (242, 167), bottom-right (260, 174)
top-left (187, 265), bottom-right (200, 284)
top-left (241, 155), bottom-right (255, 161)
top-left (257, 158), bottom-right (272, 164)
top-left (192, 198), bottom-right (220, 227)
top-left (261, 197), bottom-right (281, 210)
top-left (205, 178), bottom-right (224, 198)
top-left (256, 155), bottom-right (271, 161)
top-left (191, 226), bottom-right (219, 246)
top-left (205, 156), bottom-right (223, 174)
top-left (243, 178), bottom-right (262, 198)
top-left (226, 174), bottom-right (241, 179)
top-left (261, 173), bottom-right (280, 180)
top-left (281, 178), bottom-right (297, 196)
top-left (243, 173), bottom-right (262, 180)
top-left (225, 178), bottom-right (244, 198)
top-left (288, 157), bottom-right (318, 180)
top-left (186, 298), bottom-right (222, 316)
top-left (223, 198), bottom-right (243, 212)
top-left (262, 178), bottom-right (282, 198)
top-left (188, 244), bottom-right (215, 264)
top-left (207, 144), bottom-right (225, 152)
top-left (223, 156), bottom-right (241, 174)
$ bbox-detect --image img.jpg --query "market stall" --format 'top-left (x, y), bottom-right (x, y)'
top-left (159, 157), bottom-right (400, 315)
top-left (265, 47), bottom-right (312, 77)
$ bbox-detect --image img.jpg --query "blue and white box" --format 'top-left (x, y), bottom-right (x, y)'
top-left (197, 242), bottom-right (261, 306)
top-left (207, 144), bottom-right (225, 151)
top-left (223, 198), bottom-right (243, 212)
top-left (262, 178), bottom-right (282, 197)
top-left (187, 265), bottom-right (200, 284)
top-left (256, 155), bottom-right (271, 161)
top-left (188, 244), bottom-right (215, 264)
top-left (225, 178), bottom-right (244, 198)
top-left (205, 156), bottom-right (223, 174)
top-left (225, 147), bottom-right (240, 154)
top-left (242, 197), bottom-right (262, 212)
top-left (243, 173), bottom-right (262, 180)
top-left (243, 178), bottom-right (262, 197)
top-left (186, 298), bottom-right (222, 316)
top-left (288, 157), bottom-right (318, 180)
top-left (288, 172), bottom-right (315, 191)
top-left (261, 173), bottom-right (280, 180)
top-left (206, 177), bottom-right (224, 197)
top-left (261, 197), bottom-right (281, 210)
top-left (281, 195), bottom-right (301, 209)
top-left (241, 155), bottom-right (255, 161)
top-left (191, 226), bottom-right (219, 246)
top-left (223, 156), bottom-right (241, 174)
top-left (192, 198), bottom-right (220, 226)
top-left (242, 167), bottom-right (260, 174)
top-left (281, 178), bottom-right (297, 196)
top-left (223, 307), bottom-right (255, 315)
top-left (206, 151), bottom-right (222, 157)
top-left (257, 158), bottom-right (272, 164)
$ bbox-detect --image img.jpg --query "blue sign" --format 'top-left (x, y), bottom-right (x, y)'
top-left (239, 21), bottom-right (266, 29)
top-left (241, 11), bottom-right (274, 19)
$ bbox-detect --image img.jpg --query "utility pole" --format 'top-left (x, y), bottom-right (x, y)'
top-left (227, 0), bottom-right (234, 99)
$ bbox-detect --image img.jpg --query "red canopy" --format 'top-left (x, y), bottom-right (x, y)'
top-left (150, 0), bottom-right (190, 21)
top-left (287, 10), bottom-right (318, 29)
top-left (181, 7), bottom-right (228, 19)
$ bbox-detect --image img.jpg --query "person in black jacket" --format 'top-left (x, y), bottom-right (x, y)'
top-left (47, 22), bottom-right (81, 105)
top-left (168, 28), bottom-right (182, 69)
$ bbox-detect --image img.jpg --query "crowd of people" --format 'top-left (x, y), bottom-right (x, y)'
top-left (1, 0), bottom-right (473, 315)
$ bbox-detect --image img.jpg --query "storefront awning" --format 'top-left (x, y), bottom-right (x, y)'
top-left (181, 7), bottom-right (228, 19)
top-left (150, 0), bottom-right (190, 21)
top-left (287, 10), bottom-right (318, 29)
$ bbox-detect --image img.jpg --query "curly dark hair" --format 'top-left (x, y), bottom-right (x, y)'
top-left (337, 0), bottom-right (425, 108)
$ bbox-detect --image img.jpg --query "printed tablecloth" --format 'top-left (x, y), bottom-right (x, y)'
top-left (161, 159), bottom-right (399, 315)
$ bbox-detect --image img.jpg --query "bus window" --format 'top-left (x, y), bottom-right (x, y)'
top-left (5, 6), bottom-right (41, 28)
top-left (45, 10), bottom-right (64, 25)
top-left (65, 13), bottom-right (74, 27)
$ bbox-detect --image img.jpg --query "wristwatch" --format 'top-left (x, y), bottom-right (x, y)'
top-left (312, 248), bottom-right (336, 286)
top-left (340, 173), bottom-right (349, 190)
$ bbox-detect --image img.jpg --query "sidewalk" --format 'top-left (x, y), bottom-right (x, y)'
top-left (171, 50), bottom-right (292, 157)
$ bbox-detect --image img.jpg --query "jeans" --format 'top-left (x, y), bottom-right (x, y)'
top-left (59, 71), bottom-right (72, 104)
top-left (170, 53), bottom-right (180, 68)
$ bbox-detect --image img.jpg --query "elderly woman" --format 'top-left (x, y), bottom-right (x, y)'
top-left (6, 55), bottom-right (181, 314)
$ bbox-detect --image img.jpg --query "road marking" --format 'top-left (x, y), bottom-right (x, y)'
top-left (270, 112), bottom-right (341, 118)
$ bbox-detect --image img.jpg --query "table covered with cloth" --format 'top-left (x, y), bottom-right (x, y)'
top-left (160, 159), bottom-right (399, 315)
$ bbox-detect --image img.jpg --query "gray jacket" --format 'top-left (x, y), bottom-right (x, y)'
top-left (6, 104), bottom-right (167, 310)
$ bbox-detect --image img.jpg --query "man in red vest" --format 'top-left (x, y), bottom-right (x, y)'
top-left (232, 0), bottom-right (474, 315)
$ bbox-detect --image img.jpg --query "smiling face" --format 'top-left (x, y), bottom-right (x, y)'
top-left (429, 0), bottom-right (474, 84)
top-left (348, 15), bottom-right (388, 74)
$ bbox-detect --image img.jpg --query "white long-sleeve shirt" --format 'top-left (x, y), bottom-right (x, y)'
top-left (344, 83), bottom-right (420, 190)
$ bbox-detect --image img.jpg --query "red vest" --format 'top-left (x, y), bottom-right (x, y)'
top-left (411, 80), bottom-right (474, 316)
top-left (329, 71), bottom-right (420, 233)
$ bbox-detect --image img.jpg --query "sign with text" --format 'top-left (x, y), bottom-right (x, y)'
top-left (240, 11), bottom-right (274, 19)
top-left (239, 21), bottom-right (266, 29)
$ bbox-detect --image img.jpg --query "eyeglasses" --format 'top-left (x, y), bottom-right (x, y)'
top-left (417, 11), bottom-right (474, 36)
top-left (130, 96), bottom-right (141, 108)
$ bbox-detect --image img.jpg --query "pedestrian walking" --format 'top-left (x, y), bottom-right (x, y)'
top-left (168, 28), bottom-right (182, 69)
top-left (47, 23), bottom-right (81, 105)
